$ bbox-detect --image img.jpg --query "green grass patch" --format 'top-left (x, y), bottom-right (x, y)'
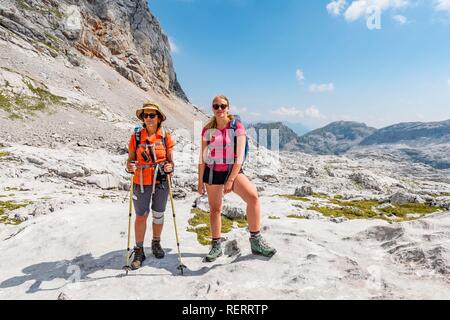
top-left (235, 217), bottom-right (248, 228)
top-left (311, 192), bottom-right (329, 199)
top-left (187, 208), bottom-right (247, 245)
top-left (46, 7), bottom-right (64, 18)
top-left (45, 32), bottom-right (58, 43)
top-left (287, 214), bottom-right (307, 219)
top-left (0, 200), bottom-right (31, 225)
top-left (0, 151), bottom-right (10, 157)
top-left (1, 79), bottom-right (66, 119)
top-left (437, 192), bottom-right (450, 197)
top-left (0, 91), bottom-right (14, 113)
top-left (310, 205), bottom-right (381, 220)
top-left (334, 195), bottom-right (343, 200)
top-left (268, 215), bottom-right (280, 220)
top-left (310, 199), bottom-right (443, 222)
top-left (277, 194), bottom-right (311, 202)
top-left (4, 187), bottom-right (19, 191)
top-left (24, 80), bottom-right (65, 104)
top-left (379, 203), bottom-right (442, 218)
top-left (16, 0), bottom-right (64, 18)
top-left (330, 199), bottom-right (380, 209)
top-left (17, 0), bottom-right (32, 11)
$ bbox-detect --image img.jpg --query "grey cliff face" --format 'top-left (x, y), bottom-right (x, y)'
top-left (0, 0), bottom-right (188, 101)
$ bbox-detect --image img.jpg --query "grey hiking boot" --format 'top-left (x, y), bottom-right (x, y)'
top-left (250, 235), bottom-right (277, 257)
top-left (131, 246), bottom-right (146, 270)
top-left (204, 240), bottom-right (223, 262)
top-left (151, 240), bottom-right (165, 259)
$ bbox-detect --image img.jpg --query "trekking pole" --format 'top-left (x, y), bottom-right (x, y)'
top-left (167, 174), bottom-right (187, 275)
top-left (122, 172), bottom-right (135, 275)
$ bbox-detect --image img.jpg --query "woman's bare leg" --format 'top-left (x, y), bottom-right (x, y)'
top-left (152, 223), bottom-right (163, 239)
top-left (205, 184), bottom-right (224, 239)
top-left (232, 174), bottom-right (260, 233)
top-left (135, 213), bottom-right (149, 244)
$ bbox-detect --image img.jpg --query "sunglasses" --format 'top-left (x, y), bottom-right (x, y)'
top-left (143, 113), bottom-right (158, 119)
top-left (212, 104), bottom-right (228, 110)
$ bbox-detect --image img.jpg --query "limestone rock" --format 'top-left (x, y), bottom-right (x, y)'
top-left (87, 174), bottom-right (120, 190)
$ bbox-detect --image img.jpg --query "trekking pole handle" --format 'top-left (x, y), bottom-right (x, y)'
top-left (125, 160), bottom-right (137, 174)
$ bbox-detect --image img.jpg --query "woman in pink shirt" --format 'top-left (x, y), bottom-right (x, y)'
top-left (198, 95), bottom-right (276, 262)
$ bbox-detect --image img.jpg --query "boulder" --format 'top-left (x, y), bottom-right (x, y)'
top-left (172, 187), bottom-right (187, 200)
top-left (87, 174), bottom-right (120, 190)
top-left (349, 172), bottom-right (381, 191)
top-left (390, 192), bottom-right (424, 205)
top-left (222, 205), bottom-right (245, 219)
top-left (258, 174), bottom-right (279, 184)
top-left (50, 165), bottom-right (85, 179)
top-left (294, 186), bottom-right (313, 197)
top-left (306, 166), bottom-right (320, 178)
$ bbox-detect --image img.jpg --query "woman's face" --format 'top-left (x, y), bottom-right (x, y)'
top-left (142, 110), bottom-right (160, 129)
top-left (212, 98), bottom-right (229, 119)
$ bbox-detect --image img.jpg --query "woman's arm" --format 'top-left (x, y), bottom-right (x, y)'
top-left (197, 139), bottom-right (208, 194)
top-left (126, 149), bottom-right (137, 173)
top-left (164, 147), bottom-right (174, 173)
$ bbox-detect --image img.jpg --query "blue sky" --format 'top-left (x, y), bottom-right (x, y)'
top-left (149, 0), bottom-right (450, 130)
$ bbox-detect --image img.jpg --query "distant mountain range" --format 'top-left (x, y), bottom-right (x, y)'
top-left (247, 119), bottom-right (450, 169)
top-left (297, 121), bottom-right (377, 155)
top-left (247, 120), bottom-right (377, 154)
top-left (360, 119), bottom-right (450, 145)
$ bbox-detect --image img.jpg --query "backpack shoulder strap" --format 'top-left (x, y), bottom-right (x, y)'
top-left (230, 118), bottom-right (238, 131)
top-left (134, 125), bottom-right (143, 146)
top-left (133, 125), bottom-right (143, 158)
top-left (160, 126), bottom-right (167, 149)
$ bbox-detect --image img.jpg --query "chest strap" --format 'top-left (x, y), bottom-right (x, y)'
top-left (136, 163), bottom-right (161, 194)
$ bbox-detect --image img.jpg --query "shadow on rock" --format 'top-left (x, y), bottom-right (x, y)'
top-left (0, 247), bottom-right (208, 294)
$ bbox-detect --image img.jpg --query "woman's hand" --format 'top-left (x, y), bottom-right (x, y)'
top-left (224, 179), bottom-right (234, 194)
top-left (126, 161), bottom-right (137, 174)
top-left (164, 162), bottom-right (173, 173)
top-left (198, 181), bottom-right (206, 195)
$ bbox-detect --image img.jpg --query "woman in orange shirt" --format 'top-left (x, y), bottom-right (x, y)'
top-left (126, 102), bottom-right (174, 270)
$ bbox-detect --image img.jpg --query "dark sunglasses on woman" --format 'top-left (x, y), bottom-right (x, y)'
top-left (213, 104), bottom-right (228, 110)
top-left (143, 113), bottom-right (158, 119)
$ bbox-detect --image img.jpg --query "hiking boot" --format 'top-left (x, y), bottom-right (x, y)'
top-left (204, 240), bottom-right (222, 262)
top-left (250, 235), bottom-right (277, 257)
top-left (131, 246), bottom-right (146, 270)
top-left (151, 240), bottom-right (165, 259)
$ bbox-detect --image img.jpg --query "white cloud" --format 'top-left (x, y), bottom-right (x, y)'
top-left (272, 107), bottom-right (304, 117)
top-left (332, 0), bottom-right (410, 22)
top-left (168, 37), bottom-right (180, 54)
top-left (392, 14), bottom-right (407, 24)
top-left (296, 69), bottom-right (305, 83)
top-left (327, 0), bottom-right (347, 16)
top-left (304, 106), bottom-right (324, 119)
top-left (271, 106), bottom-right (324, 119)
top-left (435, 0), bottom-right (450, 12)
top-left (309, 83), bottom-right (335, 93)
top-left (230, 105), bottom-right (261, 118)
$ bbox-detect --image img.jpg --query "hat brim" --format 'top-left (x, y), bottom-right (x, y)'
top-left (136, 106), bottom-right (167, 121)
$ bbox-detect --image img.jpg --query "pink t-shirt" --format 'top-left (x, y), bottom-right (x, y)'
top-left (202, 120), bottom-right (246, 172)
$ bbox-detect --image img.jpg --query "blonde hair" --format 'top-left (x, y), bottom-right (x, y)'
top-left (205, 95), bottom-right (234, 129)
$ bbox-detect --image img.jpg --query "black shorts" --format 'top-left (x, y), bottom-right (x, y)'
top-left (203, 166), bottom-right (244, 185)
